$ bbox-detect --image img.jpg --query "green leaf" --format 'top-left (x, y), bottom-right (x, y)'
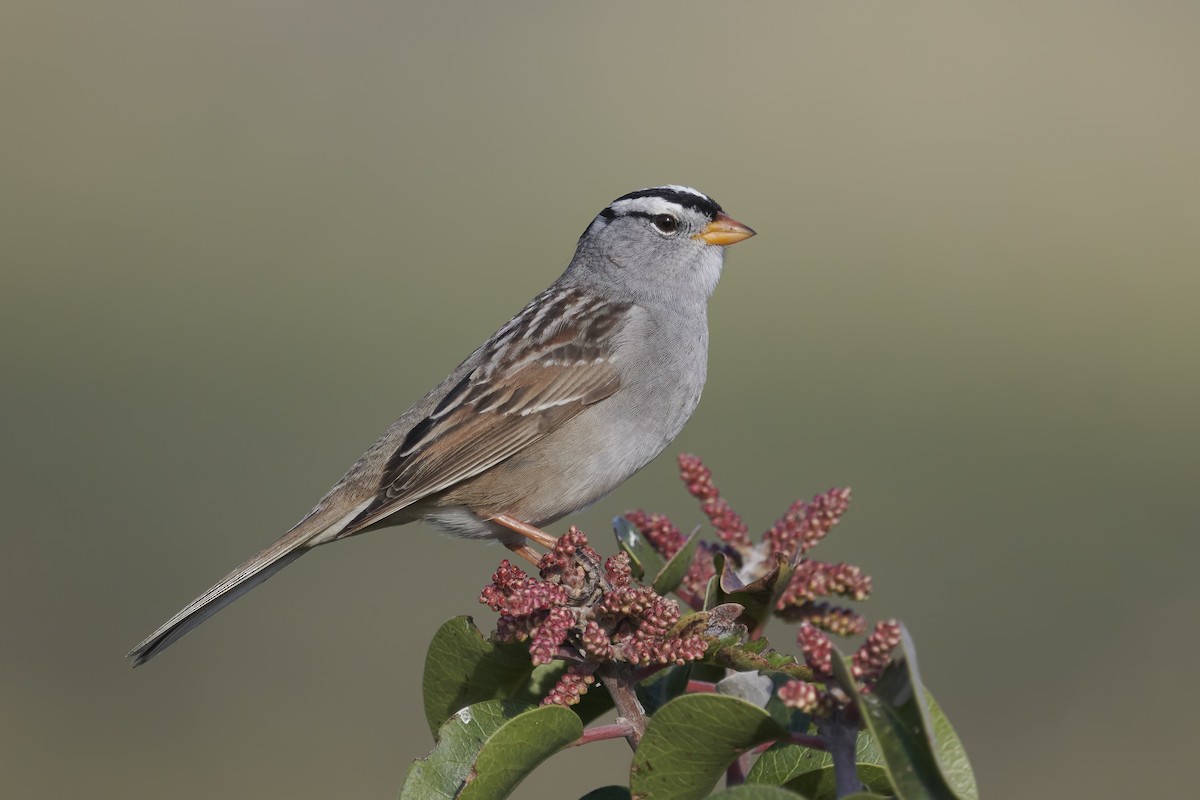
top-left (925, 692), bottom-right (978, 800)
top-left (703, 571), bottom-right (721, 611)
top-left (635, 663), bottom-right (691, 716)
top-left (630, 694), bottom-right (785, 800)
top-left (612, 516), bottom-right (665, 581)
top-left (746, 737), bottom-right (892, 800)
top-left (706, 786), bottom-right (809, 799)
top-left (422, 617), bottom-right (543, 737)
top-left (399, 700), bottom-right (581, 800)
top-left (830, 625), bottom-right (975, 800)
top-left (651, 526), bottom-right (702, 595)
top-left (704, 635), bottom-right (812, 681)
top-left (746, 741), bottom-right (821, 786)
top-left (578, 788), bottom-right (631, 800)
top-left (719, 552), bottom-right (794, 631)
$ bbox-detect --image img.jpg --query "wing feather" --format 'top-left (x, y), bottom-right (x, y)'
top-left (337, 291), bottom-right (628, 536)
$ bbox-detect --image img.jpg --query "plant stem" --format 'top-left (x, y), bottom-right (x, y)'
top-left (788, 732), bottom-right (828, 751)
top-left (819, 714), bottom-right (862, 799)
top-left (597, 663), bottom-right (647, 749)
top-left (571, 721), bottom-right (637, 747)
top-left (726, 752), bottom-right (748, 786)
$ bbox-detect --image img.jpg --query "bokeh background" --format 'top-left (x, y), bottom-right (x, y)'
top-left (4, 2), bottom-right (1197, 798)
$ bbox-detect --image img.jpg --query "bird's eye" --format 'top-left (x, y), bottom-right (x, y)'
top-left (652, 214), bottom-right (679, 235)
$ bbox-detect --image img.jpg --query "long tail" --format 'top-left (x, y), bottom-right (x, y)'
top-left (127, 499), bottom-right (372, 666)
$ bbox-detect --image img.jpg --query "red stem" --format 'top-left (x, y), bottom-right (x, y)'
top-left (571, 721), bottom-right (637, 747)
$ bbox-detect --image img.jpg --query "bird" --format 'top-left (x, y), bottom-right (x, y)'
top-left (127, 185), bottom-right (755, 666)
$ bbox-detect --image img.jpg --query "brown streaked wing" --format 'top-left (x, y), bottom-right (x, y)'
top-left (337, 297), bottom-right (627, 535)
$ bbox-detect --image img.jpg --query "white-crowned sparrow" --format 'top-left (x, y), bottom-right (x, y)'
top-left (128, 185), bottom-right (754, 665)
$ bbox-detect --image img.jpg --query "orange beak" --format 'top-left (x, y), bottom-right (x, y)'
top-left (692, 212), bottom-right (756, 246)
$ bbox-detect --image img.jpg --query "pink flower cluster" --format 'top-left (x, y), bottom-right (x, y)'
top-left (776, 561), bottom-right (872, 635)
top-left (797, 621), bottom-right (834, 676)
top-left (679, 454), bottom-right (752, 547)
top-left (778, 620), bottom-right (904, 715)
top-left (480, 528), bottom-right (707, 707)
top-left (763, 487), bottom-right (853, 557)
top-left (623, 509), bottom-right (717, 608)
top-left (620, 454), bottom-right (905, 717)
top-left (851, 620), bottom-right (903, 684)
top-left (627, 455), bottom-right (869, 635)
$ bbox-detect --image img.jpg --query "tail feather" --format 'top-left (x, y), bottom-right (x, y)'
top-left (127, 498), bottom-right (374, 666)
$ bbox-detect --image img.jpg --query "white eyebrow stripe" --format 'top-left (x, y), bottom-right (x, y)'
top-left (608, 196), bottom-right (688, 217)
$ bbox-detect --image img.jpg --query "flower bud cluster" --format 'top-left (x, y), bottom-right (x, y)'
top-left (544, 664), bottom-right (596, 706)
top-left (779, 619), bottom-right (902, 716)
top-left (595, 583), bottom-right (707, 666)
top-left (851, 620), bottom-right (902, 684)
top-left (622, 510), bottom-right (685, 558)
top-left (624, 511), bottom-right (717, 610)
top-left (480, 527), bottom-right (709, 707)
top-left (763, 487), bottom-right (852, 557)
top-left (780, 602), bottom-right (867, 636)
top-left (777, 678), bottom-right (827, 715)
top-left (603, 550), bottom-right (632, 587)
top-left (580, 620), bottom-right (613, 660)
top-left (775, 561), bottom-right (872, 633)
top-left (528, 607), bottom-right (577, 666)
top-left (678, 454), bottom-right (752, 546)
top-left (627, 456), bottom-right (869, 637)
top-left (797, 622), bottom-right (833, 676)
top-left (780, 561), bottom-right (872, 605)
top-left (480, 560), bottom-right (568, 617)
top-left (679, 545), bottom-right (718, 606)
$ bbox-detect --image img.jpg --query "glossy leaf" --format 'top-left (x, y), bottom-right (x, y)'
top-left (422, 617), bottom-right (545, 737)
top-left (400, 700), bottom-right (580, 800)
top-left (630, 694), bottom-right (785, 800)
top-left (578, 788), bottom-right (631, 800)
top-left (651, 526), bottom-right (702, 595)
top-left (706, 786), bottom-right (809, 799)
top-left (719, 552), bottom-right (793, 631)
top-left (830, 625), bottom-right (975, 800)
top-left (747, 737), bottom-right (892, 800)
top-left (422, 616), bottom-right (611, 738)
top-left (612, 516), bottom-right (665, 582)
top-left (703, 571), bottom-right (721, 611)
top-left (635, 663), bottom-right (691, 716)
top-left (745, 741), bottom-right (820, 787)
top-left (925, 692), bottom-right (977, 800)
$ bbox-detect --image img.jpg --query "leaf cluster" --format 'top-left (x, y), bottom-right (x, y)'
top-left (402, 616), bottom-right (975, 800)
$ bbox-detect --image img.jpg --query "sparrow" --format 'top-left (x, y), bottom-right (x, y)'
top-left (128, 185), bottom-right (754, 665)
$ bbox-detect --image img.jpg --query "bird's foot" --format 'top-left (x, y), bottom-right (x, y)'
top-left (491, 514), bottom-right (560, 548)
top-left (504, 541), bottom-right (544, 567)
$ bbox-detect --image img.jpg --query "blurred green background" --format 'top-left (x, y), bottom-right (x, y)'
top-left (3, 2), bottom-right (1197, 798)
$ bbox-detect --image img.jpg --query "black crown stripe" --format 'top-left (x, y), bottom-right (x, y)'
top-left (608, 187), bottom-right (723, 218)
